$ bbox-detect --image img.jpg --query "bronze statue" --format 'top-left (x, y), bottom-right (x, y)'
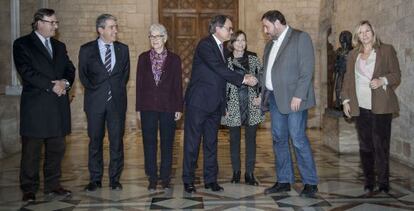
top-left (334, 31), bottom-right (353, 109)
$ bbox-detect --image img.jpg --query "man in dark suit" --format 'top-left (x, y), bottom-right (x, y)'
top-left (79, 14), bottom-right (130, 192)
top-left (182, 14), bottom-right (257, 193)
top-left (13, 8), bottom-right (75, 202)
top-left (261, 10), bottom-right (318, 197)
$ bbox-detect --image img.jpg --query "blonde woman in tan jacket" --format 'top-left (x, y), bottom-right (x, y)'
top-left (341, 20), bottom-right (401, 194)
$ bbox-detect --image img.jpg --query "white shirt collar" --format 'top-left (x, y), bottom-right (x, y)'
top-left (98, 37), bottom-right (113, 49)
top-left (212, 34), bottom-right (222, 46)
top-left (34, 31), bottom-right (48, 44)
top-left (274, 25), bottom-right (289, 44)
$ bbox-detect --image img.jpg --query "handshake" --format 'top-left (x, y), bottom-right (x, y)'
top-left (243, 74), bottom-right (258, 86)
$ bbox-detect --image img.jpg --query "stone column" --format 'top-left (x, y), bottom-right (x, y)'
top-left (5, 0), bottom-right (22, 96)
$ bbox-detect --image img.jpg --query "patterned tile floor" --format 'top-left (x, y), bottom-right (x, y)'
top-left (1, 129), bottom-right (414, 210)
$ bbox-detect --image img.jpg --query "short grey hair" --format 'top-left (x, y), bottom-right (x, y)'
top-left (96, 14), bottom-right (117, 33)
top-left (149, 23), bottom-right (168, 40)
top-left (208, 15), bottom-right (230, 34)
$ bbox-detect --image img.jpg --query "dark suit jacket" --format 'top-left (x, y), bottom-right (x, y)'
top-left (13, 31), bottom-right (75, 138)
top-left (185, 35), bottom-right (244, 114)
top-left (79, 39), bottom-right (130, 114)
top-left (341, 43), bottom-right (401, 116)
top-left (136, 50), bottom-right (183, 112)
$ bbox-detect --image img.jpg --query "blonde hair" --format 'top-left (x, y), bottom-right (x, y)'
top-left (352, 20), bottom-right (381, 51)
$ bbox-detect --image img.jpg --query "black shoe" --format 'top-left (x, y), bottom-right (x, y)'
top-left (231, 171), bottom-right (241, 183)
top-left (46, 187), bottom-right (72, 197)
top-left (300, 184), bottom-right (318, 197)
top-left (204, 182), bottom-right (224, 192)
top-left (111, 182), bottom-right (123, 191)
top-left (161, 181), bottom-right (170, 190)
top-left (84, 181), bottom-right (102, 192)
top-left (378, 185), bottom-right (390, 193)
top-left (148, 181), bottom-right (157, 191)
top-left (264, 182), bottom-right (291, 194)
top-left (364, 184), bottom-right (374, 192)
top-left (22, 192), bottom-right (35, 202)
top-left (245, 172), bottom-right (259, 186)
top-left (184, 183), bottom-right (196, 193)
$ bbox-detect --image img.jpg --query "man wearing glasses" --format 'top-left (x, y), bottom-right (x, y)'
top-left (182, 14), bottom-right (258, 193)
top-left (79, 14), bottom-right (130, 192)
top-left (13, 8), bottom-right (75, 202)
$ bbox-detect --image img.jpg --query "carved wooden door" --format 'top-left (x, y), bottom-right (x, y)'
top-left (159, 0), bottom-right (238, 91)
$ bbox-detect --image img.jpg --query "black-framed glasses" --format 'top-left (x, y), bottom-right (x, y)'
top-left (40, 19), bottom-right (59, 25)
top-left (148, 35), bottom-right (165, 40)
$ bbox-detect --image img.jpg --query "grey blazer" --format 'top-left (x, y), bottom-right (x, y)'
top-left (262, 27), bottom-right (316, 114)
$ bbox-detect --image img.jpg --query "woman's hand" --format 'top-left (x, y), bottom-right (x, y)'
top-left (343, 103), bottom-right (351, 118)
top-left (174, 112), bottom-right (182, 121)
top-left (370, 78), bottom-right (384, 89)
top-left (253, 96), bottom-right (261, 107)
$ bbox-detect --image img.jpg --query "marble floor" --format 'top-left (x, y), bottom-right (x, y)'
top-left (1, 129), bottom-right (414, 210)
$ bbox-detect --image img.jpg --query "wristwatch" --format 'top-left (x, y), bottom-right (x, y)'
top-left (63, 79), bottom-right (70, 90)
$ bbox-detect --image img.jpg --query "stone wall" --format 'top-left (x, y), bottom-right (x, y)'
top-left (332, 0), bottom-right (414, 166)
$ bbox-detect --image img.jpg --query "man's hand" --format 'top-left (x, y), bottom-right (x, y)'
top-left (52, 80), bottom-right (67, 96)
top-left (290, 97), bottom-right (302, 112)
top-left (243, 74), bottom-right (258, 86)
top-left (175, 112), bottom-right (182, 121)
top-left (343, 102), bottom-right (351, 118)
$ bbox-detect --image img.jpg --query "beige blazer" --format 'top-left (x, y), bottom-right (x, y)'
top-left (341, 43), bottom-right (401, 116)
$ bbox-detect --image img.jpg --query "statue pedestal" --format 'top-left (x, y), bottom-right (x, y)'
top-left (323, 108), bottom-right (359, 153)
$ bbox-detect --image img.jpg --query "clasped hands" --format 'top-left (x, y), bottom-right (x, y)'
top-left (243, 74), bottom-right (258, 86)
top-left (52, 80), bottom-right (67, 96)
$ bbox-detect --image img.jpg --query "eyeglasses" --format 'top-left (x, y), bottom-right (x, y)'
top-left (148, 35), bottom-right (165, 40)
top-left (40, 19), bottom-right (59, 25)
top-left (222, 26), bottom-right (233, 32)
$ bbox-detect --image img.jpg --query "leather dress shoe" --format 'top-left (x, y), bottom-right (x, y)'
top-left (84, 181), bottom-right (102, 192)
top-left (300, 184), bottom-right (318, 197)
top-left (245, 172), bottom-right (259, 186)
top-left (161, 181), bottom-right (170, 190)
top-left (22, 192), bottom-right (35, 202)
top-left (148, 181), bottom-right (157, 191)
top-left (264, 182), bottom-right (291, 194)
top-left (46, 187), bottom-right (72, 197)
top-left (111, 182), bottom-right (123, 190)
top-left (231, 171), bottom-right (241, 183)
top-left (378, 185), bottom-right (390, 193)
top-left (184, 183), bottom-right (196, 193)
top-left (204, 182), bottom-right (224, 192)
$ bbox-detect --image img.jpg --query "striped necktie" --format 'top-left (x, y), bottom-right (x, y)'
top-left (45, 39), bottom-right (53, 58)
top-left (104, 44), bottom-right (112, 101)
top-left (219, 43), bottom-right (225, 61)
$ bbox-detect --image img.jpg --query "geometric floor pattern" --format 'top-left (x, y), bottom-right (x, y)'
top-left (1, 129), bottom-right (414, 210)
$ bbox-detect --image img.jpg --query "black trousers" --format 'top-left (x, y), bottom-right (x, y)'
top-left (228, 125), bottom-right (258, 173)
top-left (182, 105), bottom-right (221, 184)
top-left (141, 111), bottom-right (176, 183)
top-left (86, 101), bottom-right (125, 185)
top-left (356, 107), bottom-right (392, 188)
top-left (20, 136), bottom-right (65, 193)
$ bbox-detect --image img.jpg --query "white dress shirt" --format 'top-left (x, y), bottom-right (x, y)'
top-left (265, 25), bottom-right (289, 91)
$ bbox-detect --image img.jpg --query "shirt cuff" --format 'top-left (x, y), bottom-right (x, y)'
top-left (342, 99), bottom-right (350, 104)
top-left (379, 77), bottom-right (388, 90)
